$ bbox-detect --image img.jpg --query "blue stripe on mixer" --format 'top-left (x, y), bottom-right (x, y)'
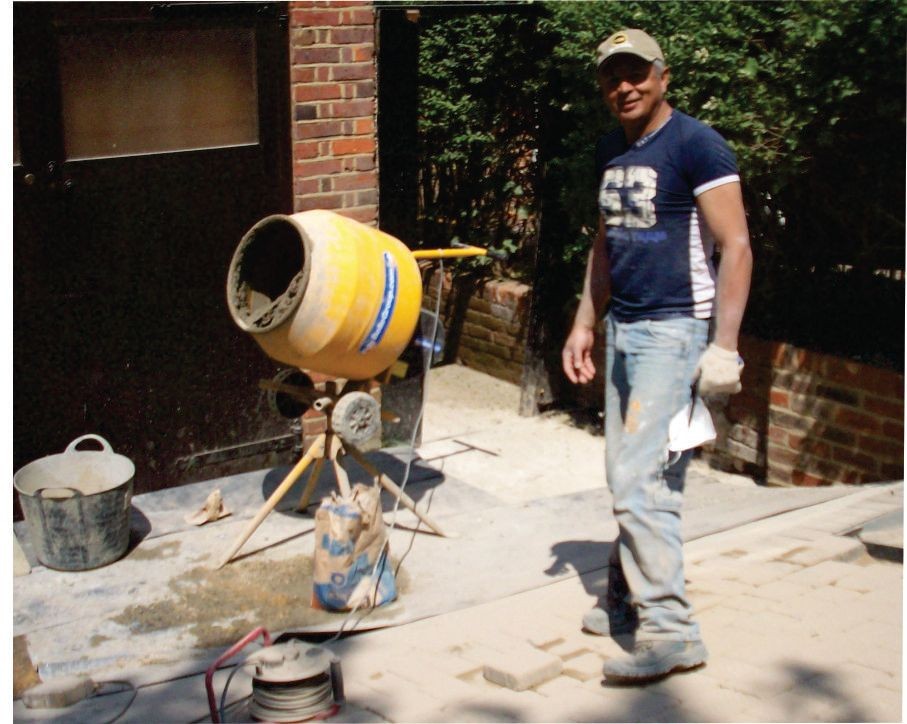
top-left (359, 251), bottom-right (398, 353)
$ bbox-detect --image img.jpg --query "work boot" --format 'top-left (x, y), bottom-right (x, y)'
top-left (581, 602), bottom-right (638, 637)
top-left (601, 640), bottom-right (708, 683)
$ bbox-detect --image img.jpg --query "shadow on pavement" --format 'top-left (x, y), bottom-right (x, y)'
top-left (546, 539), bottom-right (614, 597)
top-left (262, 450), bottom-right (445, 519)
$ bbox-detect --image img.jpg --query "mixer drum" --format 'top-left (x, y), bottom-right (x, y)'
top-left (226, 210), bottom-right (422, 380)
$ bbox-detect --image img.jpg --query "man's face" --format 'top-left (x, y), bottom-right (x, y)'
top-left (598, 54), bottom-right (669, 126)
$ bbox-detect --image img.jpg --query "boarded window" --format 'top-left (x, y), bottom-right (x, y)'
top-left (58, 27), bottom-right (259, 160)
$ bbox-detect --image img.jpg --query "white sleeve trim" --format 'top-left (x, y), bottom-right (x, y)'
top-left (693, 174), bottom-right (740, 197)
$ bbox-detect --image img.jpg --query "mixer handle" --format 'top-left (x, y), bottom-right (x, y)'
top-left (411, 242), bottom-right (510, 262)
top-left (460, 242), bottom-right (510, 261)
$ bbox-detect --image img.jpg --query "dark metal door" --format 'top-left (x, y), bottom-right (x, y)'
top-left (14, 2), bottom-right (296, 497)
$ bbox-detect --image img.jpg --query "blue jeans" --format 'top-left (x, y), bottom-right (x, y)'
top-left (604, 314), bottom-right (709, 641)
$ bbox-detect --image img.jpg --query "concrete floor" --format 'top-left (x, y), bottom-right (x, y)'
top-left (12, 364), bottom-right (903, 722)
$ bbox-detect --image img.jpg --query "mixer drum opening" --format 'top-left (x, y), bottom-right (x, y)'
top-left (225, 210), bottom-right (423, 380)
top-left (228, 215), bottom-right (312, 333)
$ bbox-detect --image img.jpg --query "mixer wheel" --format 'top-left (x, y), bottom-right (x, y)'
top-left (331, 391), bottom-right (381, 446)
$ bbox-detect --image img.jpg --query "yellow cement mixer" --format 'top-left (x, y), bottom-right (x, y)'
top-left (226, 209), bottom-right (495, 380)
top-left (218, 210), bottom-right (501, 568)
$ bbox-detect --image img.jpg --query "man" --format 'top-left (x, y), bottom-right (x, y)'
top-left (562, 29), bottom-right (753, 682)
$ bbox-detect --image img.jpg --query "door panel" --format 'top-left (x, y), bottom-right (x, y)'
top-left (14, 2), bottom-right (295, 498)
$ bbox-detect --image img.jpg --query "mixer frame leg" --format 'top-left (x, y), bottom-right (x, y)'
top-left (297, 455), bottom-right (326, 512)
top-left (344, 442), bottom-right (447, 537)
top-left (216, 424), bottom-right (449, 568)
top-left (216, 434), bottom-right (326, 569)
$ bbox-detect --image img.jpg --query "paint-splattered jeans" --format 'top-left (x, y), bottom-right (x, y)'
top-left (604, 314), bottom-right (709, 641)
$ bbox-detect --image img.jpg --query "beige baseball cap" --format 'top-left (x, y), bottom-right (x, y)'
top-left (595, 29), bottom-right (665, 70)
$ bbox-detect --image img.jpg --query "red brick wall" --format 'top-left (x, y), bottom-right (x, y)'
top-left (289, 1), bottom-right (378, 225)
top-left (704, 336), bottom-right (905, 486)
top-left (423, 271), bottom-right (531, 386)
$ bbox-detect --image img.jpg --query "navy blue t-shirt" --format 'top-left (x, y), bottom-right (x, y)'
top-left (595, 111), bottom-right (740, 322)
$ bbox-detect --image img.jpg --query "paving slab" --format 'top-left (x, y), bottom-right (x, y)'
top-left (482, 645), bottom-right (564, 691)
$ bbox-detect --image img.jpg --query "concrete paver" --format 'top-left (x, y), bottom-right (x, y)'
top-left (833, 562), bottom-right (901, 593)
top-left (576, 680), bottom-right (684, 723)
top-left (735, 577), bottom-right (812, 603)
top-left (722, 559), bottom-right (804, 586)
top-left (699, 655), bottom-right (803, 699)
top-left (780, 534), bottom-right (865, 565)
top-left (645, 672), bottom-right (762, 722)
top-left (782, 558), bottom-right (870, 587)
top-left (684, 576), bottom-right (754, 599)
top-left (345, 674), bottom-right (445, 723)
top-left (534, 675), bottom-right (615, 708)
top-left (437, 687), bottom-right (552, 723)
top-left (482, 646), bottom-right (564, 691)
top-left (719, 584), bottom-right (771, 619)
top-left (383, 652), bottom-right (480, 700)
top-left (561, 651), bottom-right (606, 682)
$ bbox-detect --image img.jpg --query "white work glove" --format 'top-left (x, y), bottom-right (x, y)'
top-left (696, 343), bottom-right (743, 396)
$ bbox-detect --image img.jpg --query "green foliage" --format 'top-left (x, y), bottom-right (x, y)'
top-left (415, 8), bottom-right (546, 277)
top-left (537, 0), bottom-right (906, 271)
top-left (408, 0), bottom-right (905, 366)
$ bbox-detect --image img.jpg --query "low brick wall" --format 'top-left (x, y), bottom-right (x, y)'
top-left (704, 335), bottom-right (904, 486)
top-left (422, 271), bottom-right (531, 386)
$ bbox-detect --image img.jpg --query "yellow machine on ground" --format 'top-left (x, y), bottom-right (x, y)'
top-left (220, 210), bottom-right (500, 568)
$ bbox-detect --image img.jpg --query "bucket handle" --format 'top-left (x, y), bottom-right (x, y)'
top-left (35, 487), bottom-right (82, 500)
top-left (65, 434), bottom-right (114, 454)
top-left (37, 486), bottom-right (132, 512)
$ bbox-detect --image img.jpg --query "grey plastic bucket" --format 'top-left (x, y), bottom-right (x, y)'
top-left (14, 435), bottom-right (135, 571)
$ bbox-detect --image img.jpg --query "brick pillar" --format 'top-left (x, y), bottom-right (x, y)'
top-left (289, 1), bottom-right (378, 225)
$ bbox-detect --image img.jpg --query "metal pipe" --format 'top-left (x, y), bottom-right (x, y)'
top-left (411, 246), bottom-right (488, 260)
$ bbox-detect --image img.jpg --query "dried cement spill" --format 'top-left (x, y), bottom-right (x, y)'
top-left (111, 553), bottom-right (409, 651)
top-left (126, 540), bottom-right (182, 561)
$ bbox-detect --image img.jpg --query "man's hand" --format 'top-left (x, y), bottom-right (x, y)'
top-left (564, 217), bottom-right (609, 386)
top-left (562, 325), bottom-right (597, 384)
top-left (696, 343), bottom-right (743, 395)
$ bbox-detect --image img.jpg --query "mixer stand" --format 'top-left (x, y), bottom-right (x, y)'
top-left (216, 389), bottom-right (446, 569)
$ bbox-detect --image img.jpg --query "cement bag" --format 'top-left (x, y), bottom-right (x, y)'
top-left (312, 483), bottom-right (397, 611)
